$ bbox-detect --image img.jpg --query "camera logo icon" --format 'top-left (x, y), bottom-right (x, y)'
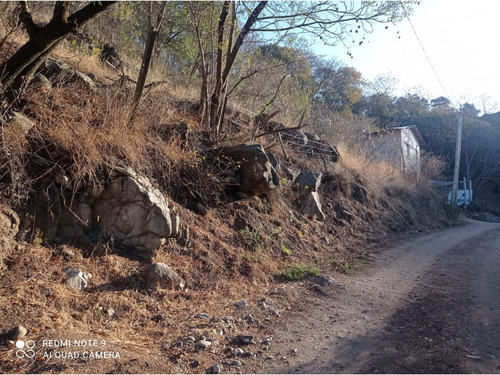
top-left (15, 340), bottom-right (36, 359)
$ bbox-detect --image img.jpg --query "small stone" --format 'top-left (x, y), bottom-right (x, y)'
top-left (235, 300), bottom-right (247, 309)
top-left (196, 339), bottom-right (212, 349)
top-left (13, 325), bottom-right (28, 340)
top-left (194, 313), bottom-right (212, 320)
top-left (211, 364), bottom-right (222, 374)
top-left (105, 309), bottom-right (115, 318)
top-left (190, 360), bottom-right (199, 368)
top-left (238, 335), bottom-right (254, 345)
top-left (241, 351), bottom-right (253, 358)
top-left (196, 202), bottom-right (209, 216)
top-left (63, 267), bottom-right (92, 291)
top-left (171, 341), bottom-right (183, 348)
top-left (185, 336), bottom-right (196, 342)
top-left (261, 336), bottom-right (273, 345)
top-left (265, 355), bottom-right (275, 360)
top-left (260, 301), bottom-right (269, 309)
top-left (244, 314), bottom-right (254, 323)
top-left (311, 275), bottom-right (334, 286)
top-left (234, 348), bottom-right (244, 357)
top-left (230, 360), bottom-right (242, 367)
top-left (268, 309), bottom-right (280, 316)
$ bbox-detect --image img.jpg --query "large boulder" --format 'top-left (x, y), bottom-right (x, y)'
top-left (30, 73), bottom-right (52, 93)
top-left (221, 144), bottom-right (279, 196)
top-left (300, 192), bottom-right (326, 221)
top-left (293, 171), bottom-right (325, 221)
top-left (37, 57), bottom-right (96, 92)
top-left (93, 169), bottom-right (179, 256)
top-left (294, 171), bottom-right (322, 196)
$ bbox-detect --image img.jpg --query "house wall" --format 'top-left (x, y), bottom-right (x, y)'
top-left (368, 131), bottom-right (404, 169)
top-left (367, 128), bottom-right (421, 175)
top-left (400, 128), bottom-right (421, 174)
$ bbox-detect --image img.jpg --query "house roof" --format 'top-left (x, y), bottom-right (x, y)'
top-left (369, 125), bottom-right (425, 147)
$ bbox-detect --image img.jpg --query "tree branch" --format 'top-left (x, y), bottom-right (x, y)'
top-left (17, 1), bottom-right (39, 39)
top-left (52, 1), bottom-right (71, 24)
top-left (67, 1), bottom-right (117, 29)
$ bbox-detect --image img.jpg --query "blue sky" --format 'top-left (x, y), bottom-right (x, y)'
top-left (312, 0), bottom-right (500, 113)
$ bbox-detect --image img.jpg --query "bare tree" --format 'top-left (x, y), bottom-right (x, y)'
top-left (188, 1), bottom-right (412, 141)
top-left (129, 1), bottom-right (168, 121)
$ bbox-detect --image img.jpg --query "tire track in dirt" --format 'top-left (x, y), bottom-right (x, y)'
top-left (244, 218), bottom-right (500, 374)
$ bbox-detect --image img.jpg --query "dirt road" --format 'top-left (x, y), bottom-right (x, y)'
top-left (246, 218), bottom-right (500, 374)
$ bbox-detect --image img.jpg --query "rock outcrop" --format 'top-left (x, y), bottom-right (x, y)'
top-left (0, 205), bottom-right (20, 276)
top-left (37, 57), bottom-right (97, 92)
top-left (26, 167), bottom-right (180, 257)
top-left (93, 168), bottom-right (180, 256)
top-left (299, 191), bottom-right (326, 221)
top-left (294, 171), bottom-right (326, 221)
top-left (220, 144), bottom-right (279, 196)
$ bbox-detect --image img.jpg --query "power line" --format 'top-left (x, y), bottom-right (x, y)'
top-left (401, 3), bottom-right (451, 100)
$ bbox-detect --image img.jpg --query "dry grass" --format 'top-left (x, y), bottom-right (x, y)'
top-left (0, 29), bottom-right (451, 373)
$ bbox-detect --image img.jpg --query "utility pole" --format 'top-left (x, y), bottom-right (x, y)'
top-left (451, 109), bottom-right (463, 206)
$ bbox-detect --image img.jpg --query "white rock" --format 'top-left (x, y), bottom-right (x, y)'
top-left (196, 339), bottom-right (212, 349)
top-left (13, 325), bottom-right (27, 340)
top-left (63, 267), bottom-right (91, 291)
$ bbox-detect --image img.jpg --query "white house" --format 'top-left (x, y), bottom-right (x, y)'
top-left (365, 125), bottom-right (425, 175)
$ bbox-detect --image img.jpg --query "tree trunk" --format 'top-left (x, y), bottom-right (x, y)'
top-left (207, 1), bottom-right (268, 141)
top-left (1, 24), bottom-right (69, 91)
top-left (131, 27), bottom-right (157, 111)
top-left (0, 1), bottom-right (116, 96)
top-left (130, 2), bottom-right (167, 121)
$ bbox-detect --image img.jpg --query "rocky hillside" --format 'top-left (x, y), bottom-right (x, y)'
top-left (0, 56), bottom-right (452, 374)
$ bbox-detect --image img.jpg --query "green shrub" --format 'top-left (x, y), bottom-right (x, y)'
top-left (278, 263), bottom-right (321, 281)
top-left (240, 226), bottom-right (260, 251)
top-left (281, 244), bottom-right (291, 256)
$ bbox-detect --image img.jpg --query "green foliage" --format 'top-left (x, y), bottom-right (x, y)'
top-left (312, 58), bottom-right (365, 115)
top-left (240, 226), bottom-right (260, 251)
top-left (278, 263), bottom-right (321, 282)
top-left (281, 244), bottom-right (291, 257)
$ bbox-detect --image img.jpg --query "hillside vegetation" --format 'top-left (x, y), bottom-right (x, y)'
top-left (0, 2), bottom-right (490, 373)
